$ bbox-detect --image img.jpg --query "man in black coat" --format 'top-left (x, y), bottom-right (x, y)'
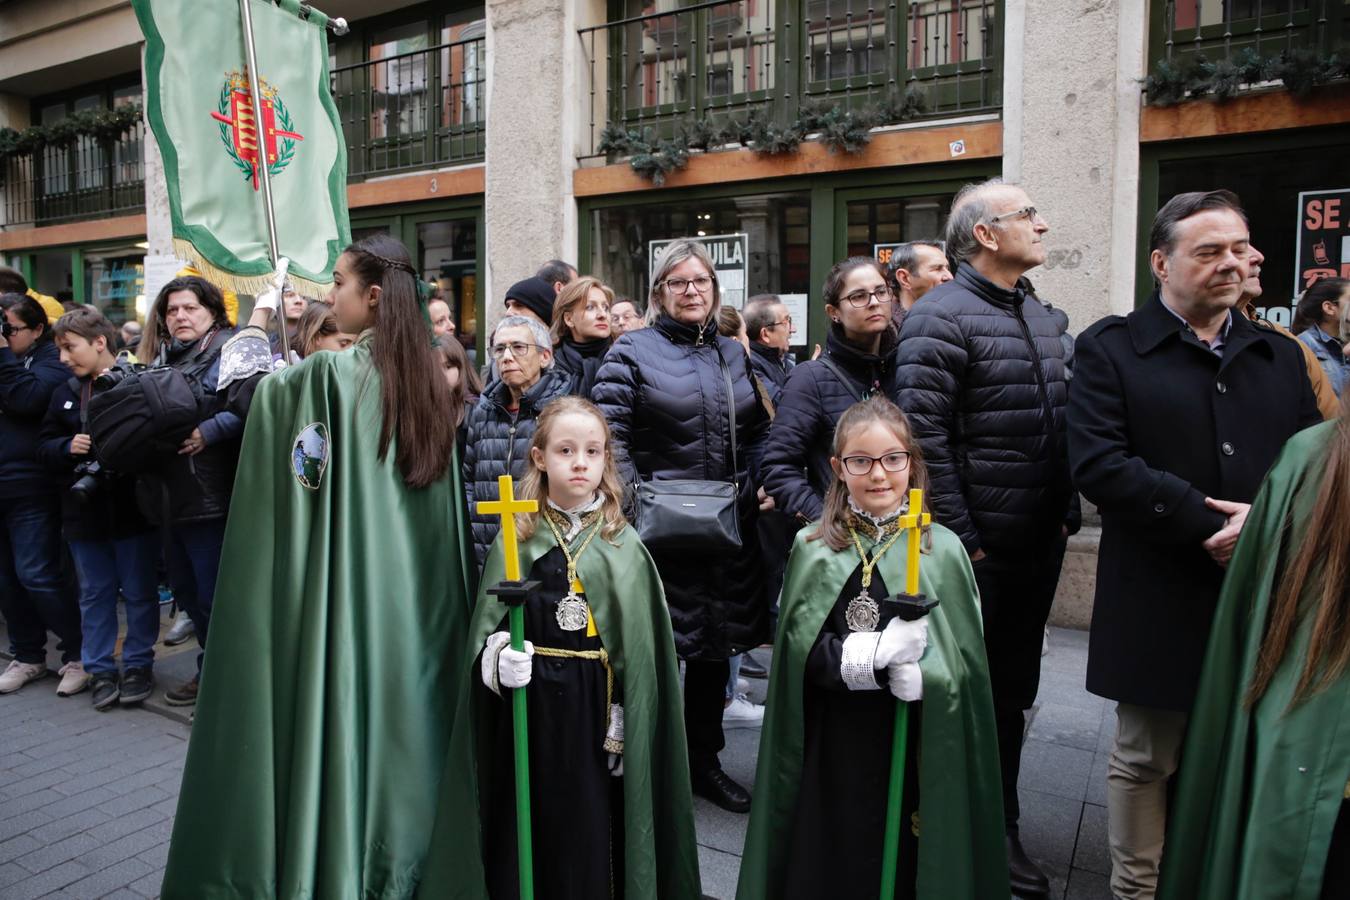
top-left (1067, 190), bottom-right (1321, 900)
top-left (742, 294), bottom-right (795, 405)
top-left (896, 179), bottom-right (1074, 897)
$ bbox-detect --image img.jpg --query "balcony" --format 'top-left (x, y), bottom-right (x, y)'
top-left (1, 123), bottom-right (146, 228)
top-left (331, 33), bottom-right (486, 180)
top-left (578, 0), bottom-right (1003, 157)
top-left (1149, 1), bottom-right (1349, 83)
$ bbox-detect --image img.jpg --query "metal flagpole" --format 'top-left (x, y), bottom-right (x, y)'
top-left (237, 0), bottom-right (290, 358)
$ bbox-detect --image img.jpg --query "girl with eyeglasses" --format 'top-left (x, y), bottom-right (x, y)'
top-left (761, 256), bottom-right (903, 530)
top-left (738, 396), bottom-right (1008, 900)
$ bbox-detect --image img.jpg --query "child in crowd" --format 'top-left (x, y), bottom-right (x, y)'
top-left (738, 396), bottom-right (1008, 900)
top-left (38, 309), bottom-right (159, 710)
top-left (435, 335), bottom-right (483, 426)
top-left (421, 396), bottom-right (701, 900)
top-left (289, 298), bottom-right (356, 359)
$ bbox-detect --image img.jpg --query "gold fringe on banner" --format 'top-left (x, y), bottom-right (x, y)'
top-left (173, 238), bottom-right (333, 299)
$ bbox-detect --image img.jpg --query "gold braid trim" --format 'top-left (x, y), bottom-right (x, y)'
top-left (531, 646), bottom-right (622, 754)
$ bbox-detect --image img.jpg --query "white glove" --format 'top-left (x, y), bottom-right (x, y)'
top-left (873, 616), bottom-right (928, 670)
top-left (608, 753), bottom-right (624, 777)
top-left (481, 631), bottom-right (534, 694)
top-left (888, 661), bottom-right (924, 702)
top-left (252, 257), bottom-right (291, 313)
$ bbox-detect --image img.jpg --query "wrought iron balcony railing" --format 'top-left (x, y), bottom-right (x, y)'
top-left (578, 0), bottom-right (1003, 156)
top-left (1, 123), bottom-right (146, 228)
top-left (331, 35), bottom-right (486, 179)
top-left (1151, 0), bottom-right (1349, 72)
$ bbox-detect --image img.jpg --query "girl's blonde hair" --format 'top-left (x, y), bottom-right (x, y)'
top-left (551, 276), bottom-right (615, 345)
top-left (517, 396), bottom-right (628, 543)
top-left (811, 396), bottom-right (930, 551)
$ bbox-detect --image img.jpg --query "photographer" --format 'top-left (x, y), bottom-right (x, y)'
top-left (38, 309), bottom-right (158, 710)
top-left (0, 293), bottom-right (86, 696)
top-left (138, 276), bottom-right (241, 707)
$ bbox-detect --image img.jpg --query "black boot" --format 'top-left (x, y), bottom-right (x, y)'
top-left (1006, 829), bottom-right (1050, 897)
top-left (691, 767), bottom-right (751, 813)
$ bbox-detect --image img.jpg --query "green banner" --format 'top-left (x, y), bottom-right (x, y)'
top-left (133, 0), bottom-right (351, 296)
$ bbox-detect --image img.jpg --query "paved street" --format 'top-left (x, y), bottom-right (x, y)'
top-left (1, 623), bottom-right (1113, 899)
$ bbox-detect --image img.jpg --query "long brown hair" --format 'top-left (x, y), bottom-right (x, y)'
top-left (1246, 393), bottom-right (1350, 709)
top-left (290, 299), bottom-right (339, 358)
top-left (516, 396), bottom-right (628, 543)
top-left (811, 396), bottom-right (930, 551)
top-left (344, 234), bottom-right (454, 488)
top-left (551, 276), bottom-right (615, 344)
top-left (433, 336), bottom-right (483, 428)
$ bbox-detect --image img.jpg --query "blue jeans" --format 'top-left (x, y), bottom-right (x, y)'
top-left (69, 534), bottom-right (160, 675)
top-left (0, 494), bottom-right (81, 665)
top-left (164, 518), bottom-right (227, 673)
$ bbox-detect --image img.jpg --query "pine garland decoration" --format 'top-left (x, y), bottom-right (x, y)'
top-left (1145, 47), bottom-right (1347, 106)
top-left (600, 86), bottom-right (931, 184)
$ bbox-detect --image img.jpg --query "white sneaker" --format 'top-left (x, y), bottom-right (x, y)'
top-left (723, 692), bottom-right (765, 728)
top-left (0, 660), bottom-right (47, 694)
top-left (57, 662), bottom-right (91, 697)
top-left (164, 611), bottom-right (195, 646)
top-left (735, 676), bottom-right (751, 695)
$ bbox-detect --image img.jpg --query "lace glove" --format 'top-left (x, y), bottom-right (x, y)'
top-left (481, 631), bottom-right (534, 695)
top-left (873, 616), bottom-right (928, 669)
top-left (888, 660), bottom-right (924, 702)
top-left (606, 704), bottom-right (624, 777)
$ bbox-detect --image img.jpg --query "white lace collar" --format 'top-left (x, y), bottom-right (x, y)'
top-left (547, 493), bottom-right (603, 541)
top-left (848, 495), bottom-right (907, 530)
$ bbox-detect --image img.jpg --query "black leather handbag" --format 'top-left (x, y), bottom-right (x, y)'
top-left (634, 344), bottom-right (744, 554)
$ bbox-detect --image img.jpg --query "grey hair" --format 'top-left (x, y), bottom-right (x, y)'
top-left (944, 177), bottom-right (1006, 265)
top-left (647, 239), bottom-right (721, 325)
top-left (493, 314), bottom-right (554, 367)
top-left (887, 240), bottom-right (946, 282)
top-left (742, 294), bottom-right (782, 342)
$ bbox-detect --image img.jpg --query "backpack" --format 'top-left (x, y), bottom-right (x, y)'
top-left (86, 333), bottom-right (222, 473)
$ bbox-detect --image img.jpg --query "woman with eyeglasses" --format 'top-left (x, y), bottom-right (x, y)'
top-left (550, 274), bottom-right (614, 397)
top-left (592, 239), bottom-right (771, 815)
top-left (761, 256), bottom-right (902, 531)
top-left (0, 293), bottom-right (86, 697)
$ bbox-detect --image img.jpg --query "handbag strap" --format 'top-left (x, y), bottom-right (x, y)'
top-left (816, 353), bottom-right (866, 402)
top-left (712, 341), bottom-right (739, 479)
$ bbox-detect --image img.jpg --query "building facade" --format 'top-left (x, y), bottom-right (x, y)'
top-left (3, 0), bottom-right (1347, 620)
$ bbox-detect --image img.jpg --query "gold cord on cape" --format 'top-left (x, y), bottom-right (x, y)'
top-left (542, 507), bottom-right (604, 587)
top-left (847, 522), bottom-right (905, 590)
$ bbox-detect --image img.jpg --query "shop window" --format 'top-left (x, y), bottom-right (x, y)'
top-left (417, 219), bottom-right (478, 345)
top-left (845, 195), bottom-right (951, 258)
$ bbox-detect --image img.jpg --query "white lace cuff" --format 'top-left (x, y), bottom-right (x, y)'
top-left (840, 632), bottom-right (882, 691)
top-left (217, 326), bottom-right (274, 391)
top-left (605, 703), bottom-right (624, 754)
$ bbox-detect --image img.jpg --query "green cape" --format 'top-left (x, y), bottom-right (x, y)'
top-left (1159, 420), bottom-right (1350, 900)
top-left (737, 523), bottom-right (1010, 900)
top-left (416, 521), bottom-right (702, 900)
top-left (162, 340), bottom-right (475, 899)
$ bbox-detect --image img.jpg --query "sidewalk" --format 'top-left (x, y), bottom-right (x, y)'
top-left (1, 619), bottom-right (1112, 899)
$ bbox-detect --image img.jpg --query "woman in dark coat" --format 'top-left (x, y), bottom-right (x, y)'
top-left (592, 238), bottom-right (770, 813)
top-left (761, 256), bottom-right (900, 527)
top-left (550, 274), bottom-right (613, 397)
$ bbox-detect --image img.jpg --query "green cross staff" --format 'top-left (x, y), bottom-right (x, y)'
top-left (880, 487), bottom-right (938, 900)
top-left (478, 475), bottom-right (539, 900)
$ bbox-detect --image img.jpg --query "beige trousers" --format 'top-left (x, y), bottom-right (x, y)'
top-left (1106, 702), bottom-right (1189, 900)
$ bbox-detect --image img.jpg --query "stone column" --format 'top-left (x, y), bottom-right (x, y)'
top-left (140, 47), bottom-right (185, 313)
top-left (483, 0), bottom-right (602, 339)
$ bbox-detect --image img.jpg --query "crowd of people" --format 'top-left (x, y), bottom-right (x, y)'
top-left (1, 178), bottom-right (1347, 900)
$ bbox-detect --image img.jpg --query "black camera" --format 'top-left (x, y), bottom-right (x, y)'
top-left (92, 362), bottom-right (140, 391)
top-left (69, 460), bottom-right (106, 504)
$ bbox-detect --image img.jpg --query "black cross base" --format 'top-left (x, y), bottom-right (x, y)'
top-left (487, 579), bottom-right (540, 609)
top-left (883, 591), bottom-right (939, 622)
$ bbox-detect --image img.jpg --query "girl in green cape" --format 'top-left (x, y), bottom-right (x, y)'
top-left (737, 397), bottom-right (1009, 900)
top-left (420, 396), bottom-right (701, 900)
top-left (1159, 406), bottom-right (1349, 900)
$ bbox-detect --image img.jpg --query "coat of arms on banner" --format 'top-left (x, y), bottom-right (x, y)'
top-left (211, 72), bottom-right (305, 190)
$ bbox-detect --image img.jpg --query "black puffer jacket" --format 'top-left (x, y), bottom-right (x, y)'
top-left (136, 328), bottom-right (242, 525)
top-left (552, 334), bottom-right (610, 398)
top-left (762, 325), bottom-right (900, 524)
top-left (592, 313), bottom-right (771, 659)
top-left (895, 263), bottom-right (1073, 554)
top-left (463, 367), bottom-right (570, 565)
top-left (0, 339), bottom-right (67, 500)
top-left (748, 341), bottom-right (794, 405)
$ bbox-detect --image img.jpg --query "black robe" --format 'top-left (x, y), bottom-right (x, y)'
top-left (783, 564), bottom-right (921, 900)
top-left (479, 545), bottom-right (625, 900)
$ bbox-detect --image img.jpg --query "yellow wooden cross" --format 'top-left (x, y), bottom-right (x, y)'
top-left (898, 487), bottom-right (931, 596)
top-left (476, 475), bottom-right (539, 581)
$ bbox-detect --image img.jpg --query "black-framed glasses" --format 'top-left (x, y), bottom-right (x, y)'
top-left (766, 316), bottom-right (794, 330)
top-left (490, 341), bottom-right (540, 359)
top-left (840, 451), bottom-right (911, 476)
top-left (840, 286), bottom-right (894, 308)
top-left (662, 275), bottom-right (715, 294)
top-left (988, 205), bottom-right (1039, 225)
